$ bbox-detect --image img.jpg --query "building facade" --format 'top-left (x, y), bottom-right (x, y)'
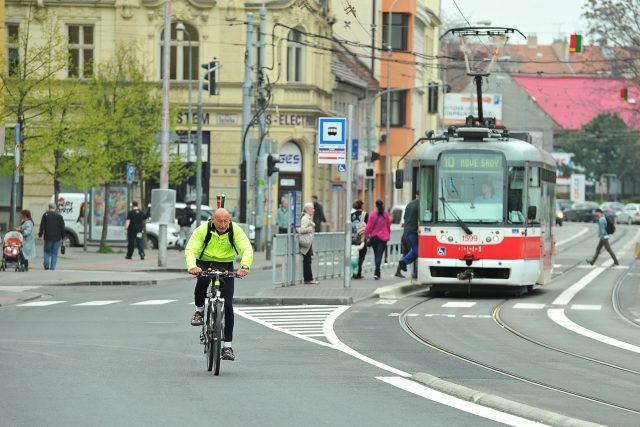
top-left (3, 0), bottom-right (335, 235)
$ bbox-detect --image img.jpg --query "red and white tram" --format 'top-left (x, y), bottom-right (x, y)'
top-left (397, 126), bottom-right (557, 292)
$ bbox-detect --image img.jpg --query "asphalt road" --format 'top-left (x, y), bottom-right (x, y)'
top-left (2, 222), bottom-right (639, 426)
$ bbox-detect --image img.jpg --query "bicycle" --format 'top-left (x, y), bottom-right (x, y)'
top-left (196, 269), bottom-right (234, 375)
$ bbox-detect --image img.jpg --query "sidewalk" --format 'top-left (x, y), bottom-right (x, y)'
top-left (0, 245), bottom-right (426, 306)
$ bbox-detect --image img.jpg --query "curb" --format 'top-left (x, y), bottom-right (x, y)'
top-left (235, 296), bottom-right (354, 305)
top-left (374, 281), bottom-right (429, 299)
top-left (47, 280), bottom-right (157, 286)
top-left (413, 373), bottom-right (605, 427)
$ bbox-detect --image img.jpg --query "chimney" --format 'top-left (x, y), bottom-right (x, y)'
top-left (528, 34), bottom-right (538, 49)
top-left (551, 38), bottom-right (568, 61)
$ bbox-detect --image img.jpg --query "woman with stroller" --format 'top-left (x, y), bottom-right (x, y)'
top-left (16, 210), bottom-right (35, 271)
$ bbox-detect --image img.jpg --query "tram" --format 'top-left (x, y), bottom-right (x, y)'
top-left (396, 126), bottom-right (557, 292)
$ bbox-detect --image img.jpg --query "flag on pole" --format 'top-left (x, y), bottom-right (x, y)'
top-left (620, 88), bottom-right (628, 101)
top-left (569, 34), bottom-right (582, 53)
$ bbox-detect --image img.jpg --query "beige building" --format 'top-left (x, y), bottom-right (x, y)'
top-left (3, 0), bottom-right (336, 231)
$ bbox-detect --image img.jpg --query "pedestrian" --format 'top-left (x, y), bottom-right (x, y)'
top-left (38, 202), bottom-right (65, 271)
top-left (363, 199), bottom-right (391, 280)
top-left (350, 199), bottom-right (368, 279)
top-left (312, 195), bottom-right (326, 232)
top-left (16, 209), bottom-right (35, 271)
top-left (178, 201), bottom-right (196, 250)
top-left (586, 208), bottom-right (619, 266)
top-left (298, 202), bottom-right (319, 284)
top-left (124, 201), bottom-right (147, 260)
top-left (185, 207), bottom-right (253, 361)
top-left (396, 192), bottom-right (419, 278)
top-left (276, 197), bottom-right (292, 234)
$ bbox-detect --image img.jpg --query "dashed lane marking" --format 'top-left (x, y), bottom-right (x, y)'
top-left (73, 300), bottom-right (122, 306)
top-left (130, 299), bottom-right (178, 305)
top-left (442, 302), bottom-right (476, 308)
top-left (17, 301), bottom-right (66, 307)
top-left (513, 303), bottom-right (546, 310)
top-left (570, 304), bottom-right (601, 311)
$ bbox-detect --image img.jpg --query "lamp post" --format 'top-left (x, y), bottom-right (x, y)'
top-left (158, 0), bottom-right (171, 267)
top-left (385, 0), bottom-right (399, 209)
top-left (176, 22), bottom-right (193, 185)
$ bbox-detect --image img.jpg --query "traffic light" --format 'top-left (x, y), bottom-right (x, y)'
top-left (267, 155), bottom-right (280, 176)
top-left (202, 59), bottom-right (218, 95)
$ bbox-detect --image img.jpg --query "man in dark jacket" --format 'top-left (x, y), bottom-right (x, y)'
top-left (396, 192), bottom-right (419, 278)
top-left (312, 195), bottom-right (327, 232)
top-left (124, 201), bottom-right (147, 260)
top-left (38, 202), bottom-right (66, 271)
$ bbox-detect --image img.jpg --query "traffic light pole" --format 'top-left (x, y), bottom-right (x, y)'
top-left (255, 2), bottom-right (267, 251)
top-left (240, 13), bottom-right (255, 224)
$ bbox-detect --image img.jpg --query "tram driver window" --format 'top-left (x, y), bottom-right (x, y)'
top-left (419, 166), bottom-right (433, 222)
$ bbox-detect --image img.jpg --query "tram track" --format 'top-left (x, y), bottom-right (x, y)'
top-left (399, 298), bottom-right (640, 416)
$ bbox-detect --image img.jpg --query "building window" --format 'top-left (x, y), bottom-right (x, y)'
top-left (382, 13), bottom-right (409, 51)
top-left (6, 23), bottom-right (20, 76)
top-left (287, 28), bottom-right (304, 82)
top-left (381, 90), bottom-right (407, 127)
top-left (68, 25), bottom-right (94, 78)
top-left (160, 22), bottom-right (200, 81)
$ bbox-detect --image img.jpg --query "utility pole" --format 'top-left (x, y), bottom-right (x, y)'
top-left (344, 105), bottom-right (353, 288)
top-left (240, 13), bottom-right (255, 224)
top-left (158, 0), bottom-right (172, 267)
top-left (385, 0), bottom-right (399, 209)
top-left (255, 1), bottom-right (267, 251)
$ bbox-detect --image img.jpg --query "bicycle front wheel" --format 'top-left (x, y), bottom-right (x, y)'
top-left (206, 304), bottom-right (215, 372)
top-left (212, 301), bottom-right (223, 375)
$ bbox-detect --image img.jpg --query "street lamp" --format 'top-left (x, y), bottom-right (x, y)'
top-left (385, 0), bottom-right (399, 209)
top-left (176, 22), bottom-right (194, 178)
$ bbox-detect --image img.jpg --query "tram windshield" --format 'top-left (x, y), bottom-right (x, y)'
top-left (436, 152), bottom-right (505, 223)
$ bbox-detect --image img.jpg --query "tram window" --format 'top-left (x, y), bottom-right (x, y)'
top-left (419, 166), bottom-right (433, 222)
top-left (507, 167), bottom-right (525, 224)
top-left (527, 168), bottom-right (541, 224)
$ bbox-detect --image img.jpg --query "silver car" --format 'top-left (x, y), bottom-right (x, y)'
top-left (617, 203), bottom-right (640, 225)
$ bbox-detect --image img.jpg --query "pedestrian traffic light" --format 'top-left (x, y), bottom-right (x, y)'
top-left (267, 155), bottom-right (280, 176)
top-left (202, 59), bottom-right (218, 95)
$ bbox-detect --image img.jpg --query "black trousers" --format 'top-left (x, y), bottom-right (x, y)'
top-left (356, 246), bottom-right (367, 276)
top-left (370, 237), bottom-right (388, 277)
top-left (302, 247), bottom-right (313, 282)
top-left (194, 260), bottom-right (235, 342)
top-left (126, 232), bottom-right (145, 258)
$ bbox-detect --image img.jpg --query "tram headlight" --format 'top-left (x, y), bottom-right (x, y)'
top-left (493, 235), bottom-right (499, 242)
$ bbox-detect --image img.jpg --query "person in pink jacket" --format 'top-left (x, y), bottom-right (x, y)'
top-left (363, 199), bottom-right (391, 280)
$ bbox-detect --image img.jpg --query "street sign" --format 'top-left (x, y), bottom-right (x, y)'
top-left (318, 117), bottom-right (346, 164)
top-left (126, 163), bottom-right (135, 184)
top-left (352, 139), bottom-right (358, 160)
top-left (337, 164), bottom-right (346, 172)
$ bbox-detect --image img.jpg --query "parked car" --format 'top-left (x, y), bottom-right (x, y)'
top-left (617, 203), bottom-right (640, 225)
top-left (555, 201), bottom-right (564, 226)
top-left (600, 202), bottom-right (625, 219)
top-left (564, 201), bottom-right (600, 222)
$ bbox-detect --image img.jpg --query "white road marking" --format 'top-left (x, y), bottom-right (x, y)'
top-left (548, 309), bottom-right (640, 354)
top-left (513, 303), bottom-right (546, 309)
top-left (552, 268), bottom-right (605, 306)
top-left (130, 299), bottom-right (177, 305)
top-left (17, 301), bottom-right (66, 307)
top-left (376, 299), bottom-right (398, 304)
top-left (570, 304), bottom-right (601, 311)
top-left (555, 227), bottom-right (589, 247)
top-left (73, 300), bottom-right (122, 306)
top-left (378, 377), bottom-right (548, 427)
top-left (442, 302), bottom-right (476, 308)
top-left (0, 286), bottom-right (42, 292)
top-left (388, 313), bottom-right (400, 317)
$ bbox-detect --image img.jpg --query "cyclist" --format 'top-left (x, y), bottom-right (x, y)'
top-left (185, 207), bottom-right (253, 361)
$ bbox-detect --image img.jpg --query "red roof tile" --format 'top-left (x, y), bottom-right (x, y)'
top-left (512, 76), bottom-right (640, 130)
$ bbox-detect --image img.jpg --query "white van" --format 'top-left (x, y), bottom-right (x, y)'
top-left (54, 193), bottom-right (180, 248)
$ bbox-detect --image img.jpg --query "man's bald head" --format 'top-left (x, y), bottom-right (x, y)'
top-left (212, 208), bottom-right (231, 233)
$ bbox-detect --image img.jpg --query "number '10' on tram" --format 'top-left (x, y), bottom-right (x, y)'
top-left (396, 127), bottom-right (557, 294)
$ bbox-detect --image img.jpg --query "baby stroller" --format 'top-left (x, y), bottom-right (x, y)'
top-left (1, 231), bottom-right (25, 272)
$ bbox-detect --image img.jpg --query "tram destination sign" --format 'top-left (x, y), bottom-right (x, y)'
top-left (440, 153), bottom-right (503, 170)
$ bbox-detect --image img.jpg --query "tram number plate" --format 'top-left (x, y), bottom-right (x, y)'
top-left (461, 234), bottom-right (478, 242)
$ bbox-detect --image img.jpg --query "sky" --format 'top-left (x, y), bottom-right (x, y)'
top-left (440, 0), bottom-right (590, 45)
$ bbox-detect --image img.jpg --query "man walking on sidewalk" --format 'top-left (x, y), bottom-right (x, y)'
top-left (396, 192), bottom-right (419, 278)
top-left (586, 208), bottom-right (619, 266)
top-left (38, 203), bottom-right (65, 271)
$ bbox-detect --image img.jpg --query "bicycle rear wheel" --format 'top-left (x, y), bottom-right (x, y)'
top-left (206, 304), bottom-right (215, 371)
top-left (212, 301), bottom-right (223, 375)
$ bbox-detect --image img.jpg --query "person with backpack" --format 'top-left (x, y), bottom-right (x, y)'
top-left (185, 208), bottom-right (253, 361)
top-left (350, 199), bottom-right (368, 279)
top-left (586, 208), bottom-right (619, 266)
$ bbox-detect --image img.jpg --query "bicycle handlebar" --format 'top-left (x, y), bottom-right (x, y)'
top-left (190, 269), bottom-right (239, 279)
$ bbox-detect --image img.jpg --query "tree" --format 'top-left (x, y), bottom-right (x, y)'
top-left (78, 43), bottom-right (188, 251)
top-left (555, 113), bottom-right (640, 195)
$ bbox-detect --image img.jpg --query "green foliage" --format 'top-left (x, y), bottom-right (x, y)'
top-left (555, 113), bottom-right (640, 181)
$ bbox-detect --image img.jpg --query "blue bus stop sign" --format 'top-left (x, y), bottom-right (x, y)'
top-left (126, 164), bottom-right (135, 184)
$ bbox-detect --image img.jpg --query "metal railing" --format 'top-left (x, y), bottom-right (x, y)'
top-left (271, 229), bottom-right (404, 285)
